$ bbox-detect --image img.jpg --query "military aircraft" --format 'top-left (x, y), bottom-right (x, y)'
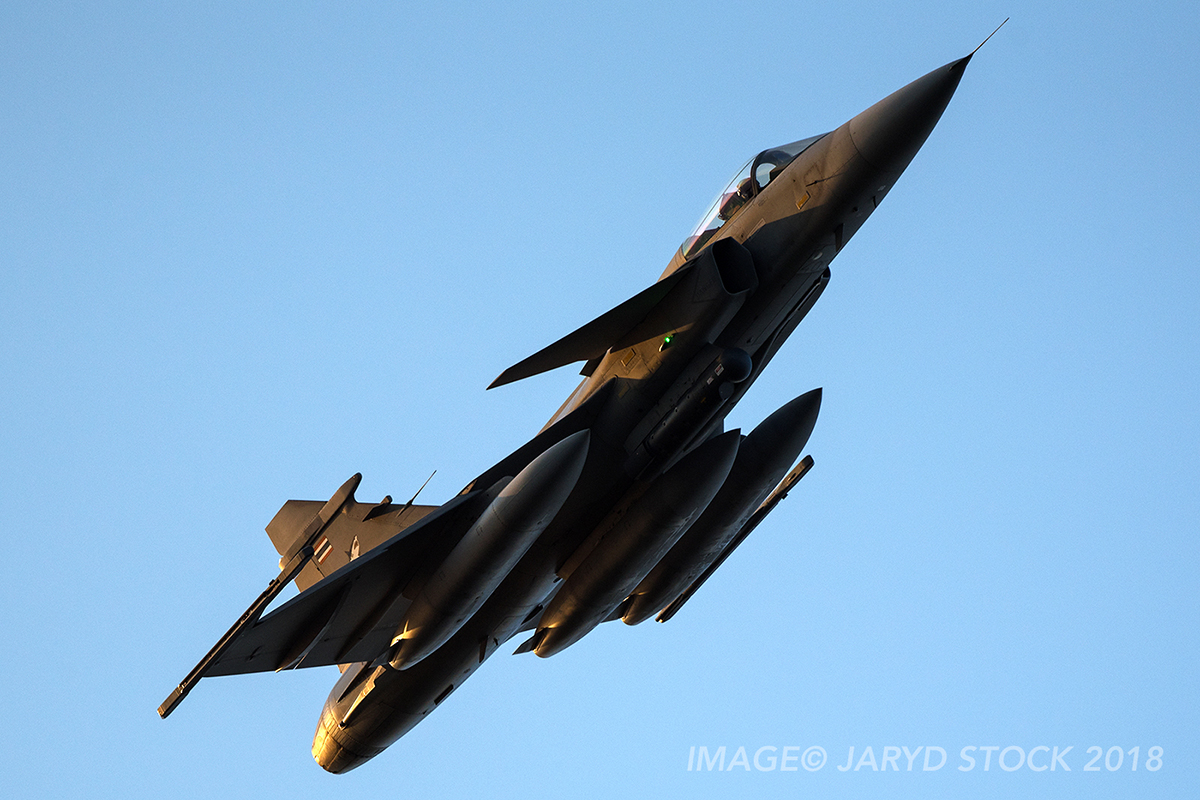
top-left (160, 49), bottom-right (977, 772)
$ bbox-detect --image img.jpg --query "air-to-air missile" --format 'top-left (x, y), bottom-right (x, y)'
top-left (622, 387), bottom-right (822, 626)
top-left (523, 428), bottom-right (743, 658)
top-left (160, 46), bottom-right (982, 772)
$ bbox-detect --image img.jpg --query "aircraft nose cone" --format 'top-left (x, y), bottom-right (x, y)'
top-left (848, 55), bottom-right (970, 173)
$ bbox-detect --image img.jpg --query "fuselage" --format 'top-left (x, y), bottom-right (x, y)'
top-left (312, 54), bottom-right (971, 773)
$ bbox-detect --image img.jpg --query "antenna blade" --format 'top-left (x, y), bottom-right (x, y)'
top-left (402, 470), bottom-right (436, 510)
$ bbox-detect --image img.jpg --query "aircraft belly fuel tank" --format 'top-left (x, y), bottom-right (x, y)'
top-left (388, 431), bottom-right (590, 669)
top-left (528, 428), bottom-right (742, 658)
top-left (622, 388), bottom-right (822, 625)
top-left (159, 49), bottom-right (981, 773)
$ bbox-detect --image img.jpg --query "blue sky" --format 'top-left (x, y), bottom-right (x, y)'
top-left (2, 3), bottom-right (1197, 798)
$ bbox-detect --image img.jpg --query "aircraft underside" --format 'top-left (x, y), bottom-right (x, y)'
top-left (159, 50), bottom-right (976, 773)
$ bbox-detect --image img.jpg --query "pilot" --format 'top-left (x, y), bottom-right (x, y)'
top-left (718, 176), bottom-right (756, 221)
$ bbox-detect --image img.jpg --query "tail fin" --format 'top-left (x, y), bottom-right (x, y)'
top-left (266, 498), bottom-right (439, 592)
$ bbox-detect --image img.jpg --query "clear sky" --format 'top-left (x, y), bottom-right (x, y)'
top-left (3, 3), bottom-right (1197, 799)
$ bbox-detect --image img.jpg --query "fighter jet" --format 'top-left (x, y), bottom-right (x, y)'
top-left (160, 50), bottom-right (976, 772)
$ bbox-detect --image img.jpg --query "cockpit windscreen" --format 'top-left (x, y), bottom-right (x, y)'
top-left (680, 133), bottom-right (828, 259)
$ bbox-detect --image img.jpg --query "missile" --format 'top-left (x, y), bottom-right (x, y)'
top-left (159, 472), bottom-right (362, 718)
top-left (526, 429), bottom-right (741, 658)
top-left (621, 388), bottom-right (821, 625)
top-left (657, 454), bottom-right (813, 623)
top-left (388, 430), bottom-right (590, 670)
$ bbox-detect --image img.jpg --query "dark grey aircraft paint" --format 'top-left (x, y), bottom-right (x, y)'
top-left (160, 53), bottom-right (973, 773)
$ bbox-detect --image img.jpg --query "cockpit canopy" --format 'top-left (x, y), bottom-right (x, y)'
top-left (680, 133), bottom-right (828, 259)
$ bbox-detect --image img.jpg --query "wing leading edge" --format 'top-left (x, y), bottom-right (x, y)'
top-left (158, 488), bottom-right (479, 717)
